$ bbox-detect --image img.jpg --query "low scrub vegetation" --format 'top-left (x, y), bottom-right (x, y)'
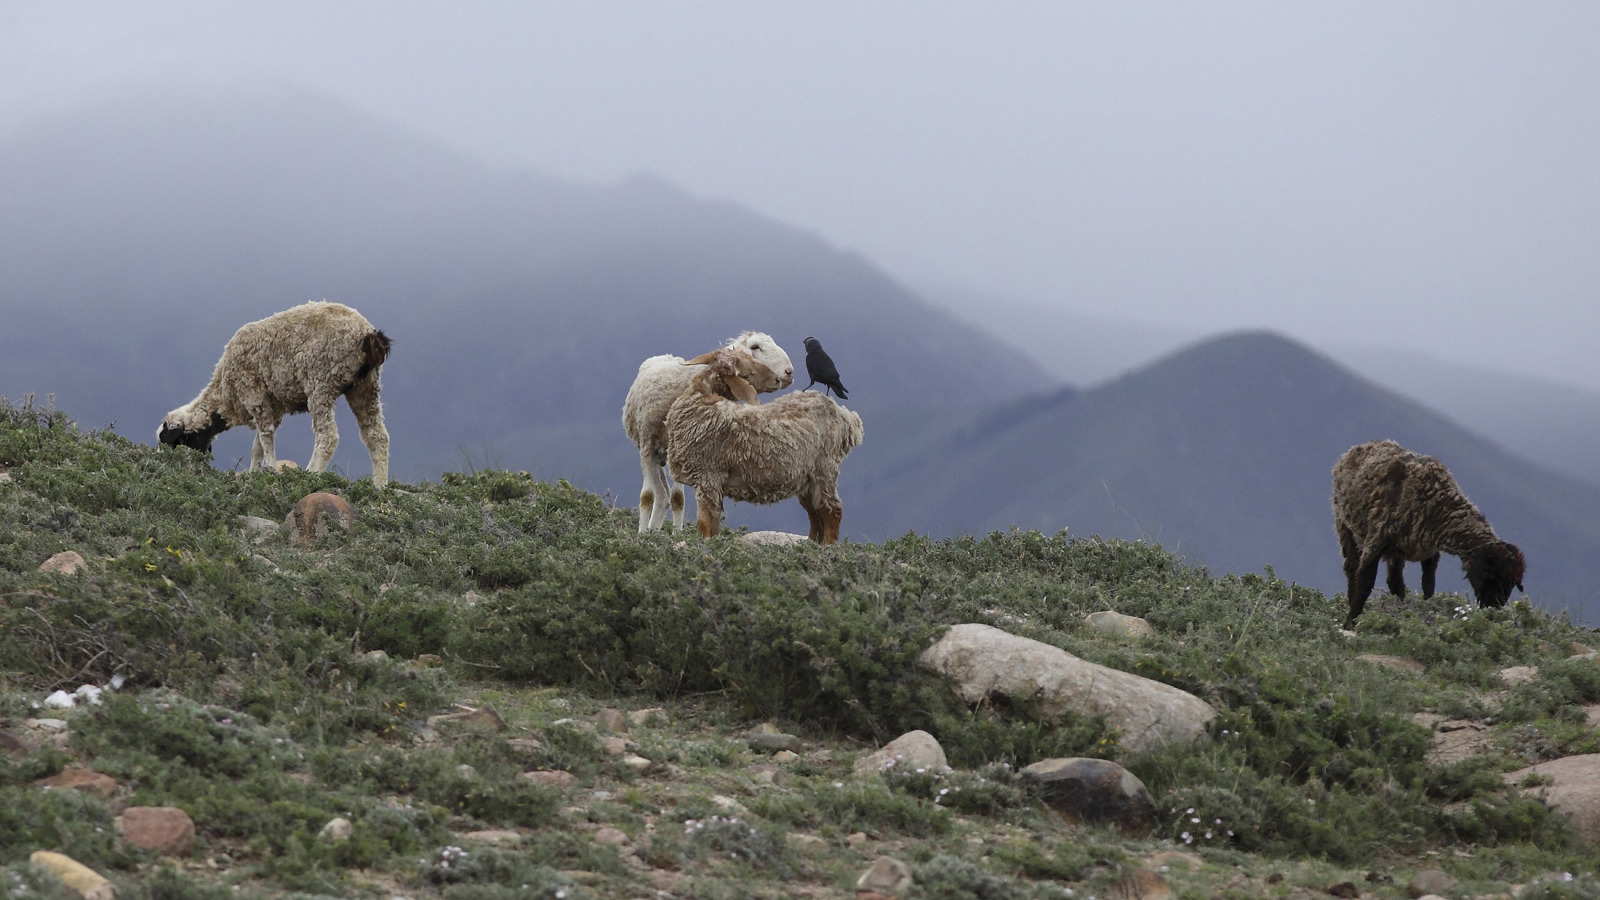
top-left (3, 397), bottom-right (1600, 898)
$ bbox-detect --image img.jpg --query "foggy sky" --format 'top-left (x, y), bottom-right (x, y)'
top-left (4, 2), bottom-right (1598, 391)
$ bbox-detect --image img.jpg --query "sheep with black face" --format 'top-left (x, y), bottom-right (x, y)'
top-left (158, 301), bottom-right (392, 487)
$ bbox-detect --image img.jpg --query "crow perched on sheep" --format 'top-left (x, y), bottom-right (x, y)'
top-left (802, 337), bottom-right (848, 400)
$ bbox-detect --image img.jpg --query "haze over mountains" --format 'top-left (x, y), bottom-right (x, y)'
top-left (3, 84), bottom-right (1597, 622)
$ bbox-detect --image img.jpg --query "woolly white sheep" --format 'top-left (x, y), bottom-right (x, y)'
top-left (622, 332), bottom-right (794, 532)
top-left (665, 346), bottom-right (863, 544)
top-left (159, 301), bottom-right (393, 487)
top-left (1332, 439), bottom-right (1525, 628)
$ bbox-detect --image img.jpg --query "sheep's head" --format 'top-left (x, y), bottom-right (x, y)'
top-left (158, 406), bottom-right (230, 453)
top-left (683, 346), bottom-right (782, 405)
top-left (1465, 540), bottom-right (1526, 608)
top-left (728, 331), bottom-right (794, 390)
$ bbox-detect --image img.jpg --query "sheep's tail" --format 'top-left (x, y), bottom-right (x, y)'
top-left (356, 330), bottom-right (392, 380)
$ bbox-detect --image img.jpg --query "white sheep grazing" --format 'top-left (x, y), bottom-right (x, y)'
top-left (622, 332), bottom-right (794, 532)
top-left (158, 301), bottom-right (393, 487)
top-left (665, 346), bottom-right (863, 544)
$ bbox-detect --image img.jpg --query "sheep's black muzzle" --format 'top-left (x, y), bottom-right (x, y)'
top-left (159, 412), bottom-right (229, 453)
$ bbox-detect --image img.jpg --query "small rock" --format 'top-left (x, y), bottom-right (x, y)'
top-left (847, 831), bottom-right (868, 846)
top-left (415, 653), bottom-right (443, 666)
top-left (857, 855), bottom-right (914, 894)
top-left (853, 730), bottom-right (948, 777)
top-left (318, 817), bottom-right (353, 843)
top-left (596, 708), bottom-right (627, 733)
top-left (628, 707), bottom-right (666, 727)
top-left (362, 649), bottom-right (389, 662)
top-left (456, 764), bottom-right (478, 779)
top-left (601, 736), bottom-right (630, 756)
top-left (710, 795), bottom-right (748, 815)
top-left (464, 829), bottom-right (523, 845)
top-left (1571, 643), bottom-right (1595, 657)
top-left (1327, 882), bottom-right (1361, 898)
top-left (283, 492), bottom-right (358, 547)
top-left (747, 731), bottom-right (802, 753)
top-left (621, 754), bottom-right (653, 772)
top-left (426, 705), bottom-right (507, 732)
top-left (1146, 850), bottom-right (1204, 871)
top-left (1085, 610), bottom-right (1157, 639)
top-left (1499, 666), bottom-right (1539, 687)
top-left (27, 718), bottom-right (69, 731)
top-left (1019, 757), bottom-right (1158, 835)
top-left (1408, 869), bottom-right (1459, 898)
top-left (786, 832), bottom-right (829, 856)
top-left (1108, 869), bottom-right (1171, 900)
top-left (29, 851), bottom-right (115, 900)
top-left (43, 690), bottom-right (76, 709)
top-left (744, 764), bottom-right (782, 784)
top-left (1357, 654), bottom-right (1426, 676)
top-left (521, 770), bottom-right (578, 789)
top-left (593, 826), bottom-right (630, 847)
top-left (773, 750), bottom-right (800, 762)
top-left (1, 728), bottom-right (37, 754)
top-left (116, 806), bottom-right (196, 856)
top-left (40, 551), bottom-right (88, 575)
top-left (753, 722), bottom-right (781, 734)
top-left (741, 531), bottom-right (808, 546)
top-left (35, 767), bottom-right (119, 799)
top-left (507, 737), bottom-right (546, 755)
top-left (237, 516), bottom-right (280, 543)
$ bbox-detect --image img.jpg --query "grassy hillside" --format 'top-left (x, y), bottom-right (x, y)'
top-left (855, 332), bottom-right (1600, 624)
top-left (5, 399), bottom-right (1600, 899)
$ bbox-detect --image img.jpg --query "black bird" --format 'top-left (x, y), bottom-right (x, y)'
top-left (802, 336), bottom-right (848, 399)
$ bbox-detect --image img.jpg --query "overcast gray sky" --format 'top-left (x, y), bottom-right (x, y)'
top-left (4, 2), bottom-right (1598, 390)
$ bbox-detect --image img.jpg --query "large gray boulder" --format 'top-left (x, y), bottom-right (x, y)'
top-left (919, 624), bottom-right (1216, 755)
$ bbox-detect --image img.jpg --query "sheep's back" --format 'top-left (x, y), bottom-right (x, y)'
top-left (1332, 440), bottom-right (1492, 557)
top-left (623, 355), bottom-right (699, 452)
top-left (212, 302), bottom-right (381, 418)
top-left (665, 391), bottom-right (862, 504)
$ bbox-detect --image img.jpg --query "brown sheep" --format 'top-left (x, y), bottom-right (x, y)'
top-left (665, 347), bottom-right (863, 544)
top-left (1332, 440), bottom-right (1524, 628)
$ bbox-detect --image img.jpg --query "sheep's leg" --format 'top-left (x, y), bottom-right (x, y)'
top-left (306, 397), bottom-right (340, 473)
top-left (638, 449), bottom-right (668, 532)
top-left (346, 378), bottom-right (390, 487)
top-left (800, 490), bottom-right (843, 545)
top-left (250, 430), bottom-right (271, 472)
top-left (669, 482), bottom-right (688, 530)
top-left (695, 488), bottom-right (723, 539)
top-left (800, 497), bottom-right (825, 542)
top-left (1384, 553), bottom-right (1408, 598)
top-left (250, 416), bottom-right (279, 472)
top-left (1344, 551), bottom-right (1383, 629)
top-left (1336, 523), bottom-right (1360, 586)
top-left (1420, 553), bottom-right (1440, 598)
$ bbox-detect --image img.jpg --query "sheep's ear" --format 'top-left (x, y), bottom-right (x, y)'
top-left (682, 351), bottom-right (721, 366)
top-left (727, 375), bottom-right (760, 405)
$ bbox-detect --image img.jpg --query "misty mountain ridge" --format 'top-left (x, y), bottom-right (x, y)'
top-left (3, 83), bottom-right (1597, 622)
top-left (853, 330), bottom-right (1600, 622)
top-left (920, 285), bottom-right (1600, 490)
